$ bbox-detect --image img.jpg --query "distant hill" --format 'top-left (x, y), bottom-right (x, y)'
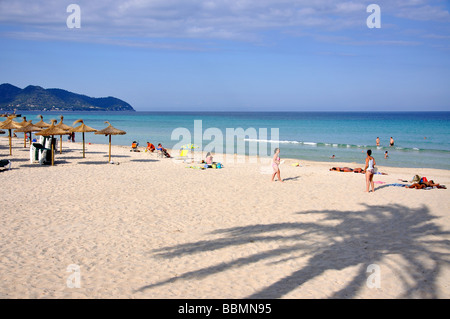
top-left (0, 83), bottom-right (135, 112)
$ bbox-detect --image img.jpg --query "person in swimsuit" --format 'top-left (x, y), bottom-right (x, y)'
top-left (365, 149), bottom-right (376, 193)
top-left (330, 167), bottom-right (354, 172)
top-left (407, 180), bottom-right (446, 189)
top-left (329, 167), bottom-right (366, 173)
top-left (271, 148), bottom-right (283, 182)
top-left (147, 142), bottom-right (155, 152)
top-left (157, 143), bottom-right (171, 158)
top-left (205, 152), bottom-right (213, 164)
top-left (390, 137), bottom-right (394, 147)
top-left (376, 137), bottom-right (380, 146)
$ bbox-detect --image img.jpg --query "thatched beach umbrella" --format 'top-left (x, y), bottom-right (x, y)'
top-left (35, 119), bottom-right (68, 166)
top-left (55, 115), bottom-right (72, 154)
top-left (70, 119), bottom-right (97, 158)
top-left (16, 117), bottom-right (30, 147)
top-left (34, 115), bottom-right (51, 128)
top-left (0, 117), bottom-right (22, 155)
top-left (17, 116), bottom-right (28, 127)
top-left (94, 121), bottom-right (126, 162)
top-left (14, 121), bottom-right (43, 147)
top-left (15, 117), bottom-right (34, 147)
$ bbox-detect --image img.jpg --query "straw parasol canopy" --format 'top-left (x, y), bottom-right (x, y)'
top-left (55, 115), bottom-right (72, 154)
top-left (35, 119), bottom-right (69, 166)
top-left (95, 121), bottom-right (126, 162)
top-left (70, 119), bottom-right (97, 158)
top-left (15, 116), bottom-right (30, 147)
top-left (17, 116), bottom-right (28, 127)
top-left (14, 120), bottom-right (43, 147)
top-left (55, 115), bottom-right (72, 131)
top-left (34, 115), bottom-right (51, 128)
top-left (0, 116), bottom-right (22, 155)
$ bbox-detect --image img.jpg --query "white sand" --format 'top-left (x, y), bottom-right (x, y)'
top-left (1, 136), bottom-right (449, 298)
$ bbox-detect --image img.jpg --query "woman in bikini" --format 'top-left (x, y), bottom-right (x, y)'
top-left (365, 149), bottom-right (376, 193)
top-left (271, 148), bottom-right (283, 182)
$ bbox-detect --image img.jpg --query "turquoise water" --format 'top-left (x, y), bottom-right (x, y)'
top-left (14, 111), bottom-right (450, 170)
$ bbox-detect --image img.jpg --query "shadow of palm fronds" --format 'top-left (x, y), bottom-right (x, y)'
top-left (138, 204), bottom-right (450, 298)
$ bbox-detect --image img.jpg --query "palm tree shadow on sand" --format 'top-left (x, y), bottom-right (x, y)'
top-left (137, 204), bottom-right (450, 298)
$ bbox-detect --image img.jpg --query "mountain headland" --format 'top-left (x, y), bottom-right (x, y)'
top-left (0, 83), bottom-right (135, 112)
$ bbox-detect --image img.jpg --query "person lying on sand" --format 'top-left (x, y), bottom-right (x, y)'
top-left (330, 167), bottom-right (366, 173)
top-left (329, 167), bottom-right (387, 175)
top-left (407, 180), bottom-right (446, 189)
top-left (330, 167), bottom-right (356, 172)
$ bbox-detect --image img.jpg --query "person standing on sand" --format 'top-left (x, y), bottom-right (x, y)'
top-left (365, 150), bottom-right (376, 192)
top-left (271, 148), bottom-right (283, 182)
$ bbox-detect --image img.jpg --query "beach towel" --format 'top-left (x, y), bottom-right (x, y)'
top-left (186, 165), bottom-right (206, 170)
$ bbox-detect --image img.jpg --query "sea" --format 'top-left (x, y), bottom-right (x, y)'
top-left (10, 111), bottom-right (450, 170)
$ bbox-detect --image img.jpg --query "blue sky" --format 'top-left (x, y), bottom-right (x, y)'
top-left (0, 0), bottom-right (449, 111)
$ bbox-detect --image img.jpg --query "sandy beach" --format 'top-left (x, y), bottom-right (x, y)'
top-left (0, 135), bottom-right (449, 299)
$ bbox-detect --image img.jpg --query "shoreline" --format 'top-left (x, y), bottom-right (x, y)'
top-left (3, 111), bottom-right (450, 171)
top-left (1, 135), bottom-right (449, 173)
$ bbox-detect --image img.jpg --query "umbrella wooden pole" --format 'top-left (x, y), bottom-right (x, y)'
top-left (59, 135), bottom-right (62, 154)
top-left (109, 135), bottom-right (111, 162)
top-left (8, 129), bottom-right (12, 155)
top-left (82, 132), bottom-right (85, 158)
top-left (23, 134), bottom-right (26, 147)
top-left (51, 137), bottom-right (54, 166)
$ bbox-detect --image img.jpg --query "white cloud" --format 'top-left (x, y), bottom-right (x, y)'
top-left (334, 2), bottom-right (366, 14)
top-left (0, 0), bottom-right (448, 49)
top-left (0, 1), bottom-right (361, 36)
top-left (396, 5), bottom-right (450, 21)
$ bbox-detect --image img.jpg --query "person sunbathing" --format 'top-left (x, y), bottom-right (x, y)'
top-left (329, 166), bottom-right (388, 175)
top-left (157, 143), bottom-right (171, 158)
top-left (205, 152), bottom-right (213, 164)
top-left (330, 167), bottom-right (363, 173)
top-left (407, 180), bottom-right (446, 189)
